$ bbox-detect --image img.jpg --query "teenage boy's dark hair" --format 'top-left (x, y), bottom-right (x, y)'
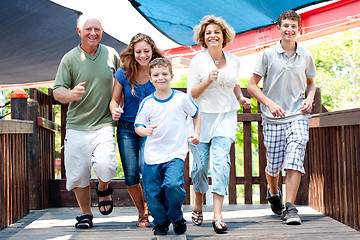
top-left (148, 57), bottom-right (173, 75)
top-left (277, 10), bottom-right (301, 27)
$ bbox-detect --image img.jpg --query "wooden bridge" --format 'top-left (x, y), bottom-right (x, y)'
top-left (1, 88), bottom-right (360, 239)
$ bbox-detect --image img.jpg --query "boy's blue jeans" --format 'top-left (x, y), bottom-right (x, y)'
top-left (142, 158), bottom-right (186, 226)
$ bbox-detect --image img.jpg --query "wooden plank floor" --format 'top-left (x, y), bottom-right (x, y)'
top-left (1, 204), bottom-right (359, 240)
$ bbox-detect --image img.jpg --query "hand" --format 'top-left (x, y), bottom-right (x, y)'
top-left (301, 98), bottom-right (313, 114)
top-left (111, 107), bottom-right (123, 121)
top-left (239, 96), bottom-right (251, 109)
top-left (71, 82), bottom-right (85, 101)
top-left (269, 102), bottom-right (286, 118)
top-left (207, 69), bottom-right (219, 84)
top-left (188, 133), bottom-right (200, 145)
top-left (144, 125), bottom-right (157, 136)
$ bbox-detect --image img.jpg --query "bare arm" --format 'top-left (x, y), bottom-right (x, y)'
top-left (188, 112), bottom-right (201, 145)
top-left (53, 82), bottom-right (85, 104)
top-left (135, 125), bottom-right (157, 137)
top-left (247, 73), bottom-right (286, 118)
top-left (234, 85), bottom-right (251, 109)
top-left (301, 78), bottom-right (316, 114)
top-left (109, 79), bottom-right (124, 121)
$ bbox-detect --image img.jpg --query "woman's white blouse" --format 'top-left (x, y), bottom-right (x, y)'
top-left (187, 50), bottom-right (241, 142)
top-left (187, 50), bottom-right (241, 113)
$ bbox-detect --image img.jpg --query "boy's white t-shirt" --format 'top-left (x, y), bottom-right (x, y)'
top-left (135, 89), bottom-right (199, 165)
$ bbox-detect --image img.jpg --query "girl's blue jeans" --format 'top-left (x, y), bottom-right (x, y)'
top-left (117, 119), bottom-right (146, 186)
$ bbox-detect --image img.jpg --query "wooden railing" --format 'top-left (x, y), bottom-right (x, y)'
top-left (0, 119), bottom-right (32, 230)
top-left (0, 88), bottom-right (59, 230)
top-left (27, 88), bottom-right (59, 210)
top-left (3, 87), bottom-right (360, 233)
top-left (51, 88), bottom-right (322, 206)
top-left (307, 108), bottom-right (360, 231)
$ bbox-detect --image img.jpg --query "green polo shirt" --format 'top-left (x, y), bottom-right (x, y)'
top-left (54, 44), bottom-right (120, 130)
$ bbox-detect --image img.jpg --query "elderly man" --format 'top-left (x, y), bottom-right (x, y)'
top-left (53, 14), bottom-right (120, 228)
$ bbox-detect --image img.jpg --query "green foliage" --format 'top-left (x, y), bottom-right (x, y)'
top-left (171, 73), bottom-right (188, 88)
top-left (305, 28), bottom-right (360, 110)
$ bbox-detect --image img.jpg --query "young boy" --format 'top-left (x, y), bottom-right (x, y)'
top-left (247, 10), bottom-right (316, 225)
top-left (135, 58), bottom-right (201, 235)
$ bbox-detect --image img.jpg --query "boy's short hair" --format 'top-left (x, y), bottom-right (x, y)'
top-left (277, 10), bottom-right (301, 27)
top-left (148, 58), bottom-right (173, 75)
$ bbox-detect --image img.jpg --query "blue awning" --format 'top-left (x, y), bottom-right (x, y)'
top-left (130, 0), bottom-right (332, 45)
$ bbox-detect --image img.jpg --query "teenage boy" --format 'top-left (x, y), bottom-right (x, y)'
top-left (135, 58), bottom-right (201, 235)
top-left (247, 10), bottom-right (316, 225)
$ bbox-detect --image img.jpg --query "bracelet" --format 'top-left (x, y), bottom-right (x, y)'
top-left (236, 93), bottom-right (243, 100)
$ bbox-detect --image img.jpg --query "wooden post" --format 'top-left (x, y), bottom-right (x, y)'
top-left (60, 104), bottom-right (67, 178)
top-left (183, 153), bottom-right (190, 205)
top-left (27, 101), bottom-right (42, 209)
top-left (229, 143), bottom-right (237, 204)
top-left (10, 89), bottom-right (28, 120)
top-left (296, 87), bottom-right (322, 205)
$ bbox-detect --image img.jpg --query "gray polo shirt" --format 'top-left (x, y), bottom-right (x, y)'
top-left (254, 41), bottom-right (316, 124)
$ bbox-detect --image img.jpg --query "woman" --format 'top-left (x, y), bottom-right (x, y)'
top-left (187, 15), bottom-right (251, 233)
top-left (109, 33), bottom-right (165, 227)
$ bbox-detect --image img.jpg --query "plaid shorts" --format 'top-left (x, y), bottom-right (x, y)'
top-left (263, 120), bottom-right (309, 176)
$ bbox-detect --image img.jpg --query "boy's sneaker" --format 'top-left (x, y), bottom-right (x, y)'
top-left (266, 187), bottom-right (284, 215)
top-left (152, 224), bottom-right (169, 235)
top-left (281, 202), bottom-right (301, 225)
top-left (173, 218), bottom-right (187, 235)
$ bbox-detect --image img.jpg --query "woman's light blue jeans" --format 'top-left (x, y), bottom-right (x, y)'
top-left (117, 119), bottom-right (146, 186)
top-left (142, 158), bottom-right (186, 226)
top-left (189, 136), bottom-right (232, 196)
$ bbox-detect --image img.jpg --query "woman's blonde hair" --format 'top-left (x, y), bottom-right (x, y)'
top-left (193, 15), bottom-right (235, 48)
top-left (120, 33), bottom-right (165, 95)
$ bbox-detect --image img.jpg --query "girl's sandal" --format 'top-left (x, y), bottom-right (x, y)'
top-left (212, 219), bottom-right (227, 233)
top-left (136, 216), bottom-right (150, 227)
top-left (191, 210), bottom-right (203, 226)
top-left (144, 207), bottom-right (150, 217)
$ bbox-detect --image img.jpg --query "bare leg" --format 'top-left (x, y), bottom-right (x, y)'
top-left (97, 179), bottom-right (111, 212)
top-left (266, 172), bottom-right (280, 194)
top-left (285, 170), bottom-right (301, 203)
top-left (127, 184), bottom-right (146, 217)
top-left (213, 193), bottom-right (224, 220)
top-left (74, 186), bottom-right (92, 216)
top-left (193, 191), bottom-right (204, 212)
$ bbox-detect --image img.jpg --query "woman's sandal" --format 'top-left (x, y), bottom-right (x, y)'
top-left (75, 215), bottom-right (93, 229)
top-left (212, 219), bottom-right (227, 233)
top-left (96, 183), bottom-right (114, 215)
top-left (136, 216), bottom-right (150, 227)
top-left (191, 210), bottom-right (203, 226)
top-left (144, 207), bottom-right (150, 217)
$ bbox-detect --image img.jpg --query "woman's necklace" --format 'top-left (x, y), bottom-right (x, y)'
top-left (213, 53), bottom-right (223, 65)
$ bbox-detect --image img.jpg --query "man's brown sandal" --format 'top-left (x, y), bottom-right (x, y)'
top-left (191, 210), bottom-right (203, 226)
